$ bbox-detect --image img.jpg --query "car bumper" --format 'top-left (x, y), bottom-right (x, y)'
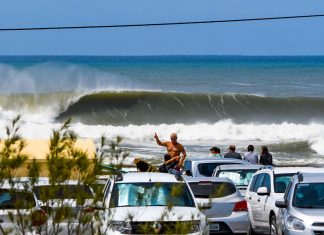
top-left (207, 212), bottom-right (248, 234)
top-left (103, 230), bottom-right (203, 235)
top-left (283, 227), bottom-right (324, 235)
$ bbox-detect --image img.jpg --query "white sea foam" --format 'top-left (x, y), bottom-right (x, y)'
top-left (1, 118), bottom-right (324, 155)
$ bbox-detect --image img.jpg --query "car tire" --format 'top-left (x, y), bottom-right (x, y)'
top-left (270, 215), bottom-right (278, 235)
top-left (247, 222), bottom-right (257, 235)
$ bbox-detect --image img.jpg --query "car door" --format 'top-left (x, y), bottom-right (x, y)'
top-left (246, 173), bottom-right (266, 227)
top-left (250, 173), bottom-right (266, 227)
top-left (259, 173), bottom-right (271, 228)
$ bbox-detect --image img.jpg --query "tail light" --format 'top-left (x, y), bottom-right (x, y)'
top-left (32, 209), bottom-right (48, 226)
top-left (233, 200), bottom-right (247, 212)
top-left (83, 207), bottom-right (94, 213)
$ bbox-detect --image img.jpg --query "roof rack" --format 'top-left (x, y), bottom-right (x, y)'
top-left (115, 170), bottom-right (123, 182)
top-left (297, 172), bottom-right (303, 182)
top-left (260, 165), bottom-right (274, 170)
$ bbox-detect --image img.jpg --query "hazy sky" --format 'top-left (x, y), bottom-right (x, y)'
top-left (1, 0), bottom-right (324, 55)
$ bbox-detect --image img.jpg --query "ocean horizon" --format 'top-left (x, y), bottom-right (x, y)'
top-left (1, 55), bottom-right (324, 166)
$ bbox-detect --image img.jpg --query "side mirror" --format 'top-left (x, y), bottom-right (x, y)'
top-left (275, 199), bottom-right (288, 208)
top-left (257, 187), bottom-right (270, 196)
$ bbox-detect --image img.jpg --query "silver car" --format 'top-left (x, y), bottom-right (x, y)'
top-left (185, 176), bottom-right (248, 234)
top-left (33, 178), bottom-right (97, 235)
top-left (0, 180), bottom-right (47, 235)
top-left (212, 164), bottom-right (262, 197)
top-left (276, 172), bottom-right (324, 235)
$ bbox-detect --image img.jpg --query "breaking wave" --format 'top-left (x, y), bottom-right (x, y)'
top-left (56, 91), bottom-right (324, 125)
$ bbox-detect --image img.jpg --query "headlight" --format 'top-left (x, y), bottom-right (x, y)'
top-left (286, 214), bottom-right (305, 231)
top-left (110, 220), bottom-right (132, 234)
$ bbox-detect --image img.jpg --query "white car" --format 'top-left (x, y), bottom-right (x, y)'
top-left (0, 180), bottom-right (47, 235)
top-left (183, 157), bottom-right (248, 177)
top-left (212, 164), bottom-right (262, 197)
top-left (100, 172), bottom-right (208, 234)
top-left (276, 173), bottom-right (324, 235)
top-left (245, 167), bottom-right (324, 235)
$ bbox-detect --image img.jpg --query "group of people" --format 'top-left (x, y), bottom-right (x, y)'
top-left (209, 144), bottom-right (273, 166)
top-left (153, 132), bottom-right (273, 174)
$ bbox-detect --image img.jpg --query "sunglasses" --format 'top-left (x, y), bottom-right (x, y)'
top-left (171, 137), bottom-right (177, 140)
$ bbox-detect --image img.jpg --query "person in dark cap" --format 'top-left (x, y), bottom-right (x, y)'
top-left (224, 145), bottom-right (242, 160)
top-left (209, 147), bottom-right (222, 158)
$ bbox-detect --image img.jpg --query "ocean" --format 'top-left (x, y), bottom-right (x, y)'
top-left (1, 55), bottom-right (324, 166)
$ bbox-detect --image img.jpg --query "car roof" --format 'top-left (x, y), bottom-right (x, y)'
top-left (186, 157), bottom-right (245, 163)
top-left (217, 164), bottom-right (262, 170)
top-left (273, 167), bottom-right (324, 174)
top-left (294, 173), bottom-right (324, 183)
top-left (0, 181), bottom-right (31, 190)
top-left (116, 172), bottom-right (182, 183)
top-left (256, 166), bottom-right (324, 174)
top-left (183, 176), bottom-right (234, 184)
top-left (34, 178), bottom-right (83, 186)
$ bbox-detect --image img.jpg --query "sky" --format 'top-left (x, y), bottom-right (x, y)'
top-left (1, 0), bottom-right (324, 55)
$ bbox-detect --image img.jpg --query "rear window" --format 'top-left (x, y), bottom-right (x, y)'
top-left (197, 162), bottom-right (239, 177)
top-left (217, 169), bottom-right (257, 186)
top-left (274, 173), bottom-right (295, 193)
top-left (34, 185), bottom-right (94, 200)
top-left (188, 181), bottom-right (236, 198)
top-left (0, 190), bottom-right (36, 209)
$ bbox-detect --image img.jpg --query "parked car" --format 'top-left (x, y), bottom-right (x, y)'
top-left (276, 172), bottom-right (324, 235)
top-left (245, 167), bottom-right (324, 235)
top-left (33, 178), bottom-right (97, 235)
top-left (100, 172), bottom-right (208, 234)
top-left (213, 164), bottom-right (262, 196)
top-left (183, 158), bottom-right (248, 177)
top-left (0, 180), bottom-right (47, 235)
top-left (185, 176), bottom-right (249, 235)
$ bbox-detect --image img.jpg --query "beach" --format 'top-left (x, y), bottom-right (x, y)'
top-left (1, 56), bottom-right (324, 166)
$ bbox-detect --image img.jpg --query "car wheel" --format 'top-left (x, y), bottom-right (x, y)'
top-left (248, 222), bottom-right (256, 235)
top-left (270, 215), bottom-right (278, 235)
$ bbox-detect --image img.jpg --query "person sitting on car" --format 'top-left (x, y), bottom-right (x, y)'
top-left (224, 145), bottom-right (242, 160)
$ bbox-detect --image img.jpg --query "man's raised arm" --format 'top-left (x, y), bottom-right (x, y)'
top-left (154, 132), bottom-right (167, 146)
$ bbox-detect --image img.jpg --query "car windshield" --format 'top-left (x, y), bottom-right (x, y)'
top-left (188, 181), bottom-right (236, 198)
top-left (198, 162), bottom-right (239, 177)
top-left (0, 190), bottom-right (36, 209)
top-left (217, 169), bottom-right (257, 186)
top-left (293, 183), bottom-right (324, 208)
top-left (34, 185), bottom-right (93, 200)
top-left (274, 173), bottom-right (295, 193)
top-left (110, 182), bottom-right (195, 207)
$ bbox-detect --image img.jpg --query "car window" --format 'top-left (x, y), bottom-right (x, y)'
top-left (109, 182), bottom-right (195, 208)
top-left (217, 169), bottom-right (257, 186)
top-left (197, 162), bottom-right (239, 177)
top-left (253, 173), bottom-right (266, 192)
top-left (188, 181), bottom-right (236, 198)
top-left (293, 183), bottom-right (324, 208)
top-left (262, 174), bottom-right (271, 192)
top-left (249, 174), bottom-right (259, 192)
top-left (274, 173), bottom-right (295, 193)
top-left (0, 190), bottom-right (36, 209)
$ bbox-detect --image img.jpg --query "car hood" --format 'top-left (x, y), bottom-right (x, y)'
top-left (293, 207), bottom-right (324, 220)
top-left (109, 206), bottom-right (204, 222)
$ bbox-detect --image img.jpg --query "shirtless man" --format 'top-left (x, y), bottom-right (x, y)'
top-left (154, 132), bottom-right (186, 168)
